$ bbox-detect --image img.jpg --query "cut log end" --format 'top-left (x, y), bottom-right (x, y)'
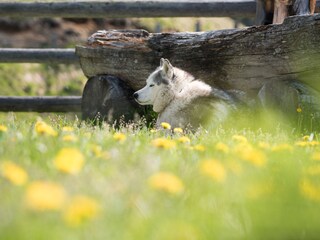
top-left (81, 75), bottom-right (147, 125)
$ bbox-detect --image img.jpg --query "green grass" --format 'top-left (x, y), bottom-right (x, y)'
top-left (1, 113), bottom-right (320, 239)
top-left (0, 63), bottom-right (86, 96)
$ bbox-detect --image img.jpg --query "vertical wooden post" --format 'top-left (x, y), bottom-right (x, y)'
top-left (273, 0), bottom-right (288, 24)
top-left (256, 0), bottom-right (316, 25)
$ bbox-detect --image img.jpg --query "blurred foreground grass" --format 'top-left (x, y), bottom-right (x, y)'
top-left (1, 113), bottom-right (320, 239)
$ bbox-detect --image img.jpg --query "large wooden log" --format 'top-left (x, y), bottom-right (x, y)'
top-left (76, 14), bottom-right (320, 98)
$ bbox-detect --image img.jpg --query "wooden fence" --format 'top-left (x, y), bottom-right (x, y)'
top-left (0, 48), bottom-right (79, 112)
top-left (0, 0), bottom-right (319, 112)
top-left (0, 49), bottom-right (77, 64)
top-left (0, 1), bottom-right (256, 18)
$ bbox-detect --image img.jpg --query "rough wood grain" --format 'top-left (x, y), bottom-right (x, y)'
top-left (76, 14), bottom-right (320, 98)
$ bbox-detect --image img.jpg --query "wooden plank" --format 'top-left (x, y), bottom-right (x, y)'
top-left (0, 48), bottom-right (78, 64)
top-left (0, 1), bottom-right (256, 18)
top-left (0, 96), bottom-right (82, 112)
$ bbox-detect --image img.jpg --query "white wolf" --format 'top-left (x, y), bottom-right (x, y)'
top-left (133, 58), bottom-right (235, 129)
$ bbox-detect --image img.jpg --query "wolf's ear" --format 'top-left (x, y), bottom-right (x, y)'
top-left (160, 58), bottom-right (174, 80)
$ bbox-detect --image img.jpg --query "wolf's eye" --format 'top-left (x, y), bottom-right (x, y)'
top-left (149, 84), bottom-right (155, 87)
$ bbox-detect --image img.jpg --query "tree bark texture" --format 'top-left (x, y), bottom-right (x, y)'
top-left (76, 14), bottom-right (320, 99)
top-left (257, 0), bottom-right (317, 24)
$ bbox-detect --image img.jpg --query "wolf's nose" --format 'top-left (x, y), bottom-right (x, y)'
top-left (133, 93), bottom-right (139, 99)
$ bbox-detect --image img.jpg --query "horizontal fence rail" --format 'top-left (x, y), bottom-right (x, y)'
top-left (0, 1), bottom-right (257, 18)
top-left (0, 96), bottom-right (82, 112)
top-left (0, 48), bottom-right (78, 64)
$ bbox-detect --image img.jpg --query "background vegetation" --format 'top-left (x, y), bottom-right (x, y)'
top-left (1, 113), bottom-right (320, 239)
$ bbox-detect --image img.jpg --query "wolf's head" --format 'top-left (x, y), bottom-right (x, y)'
top-left (134, 58), bottom-right (176, 113)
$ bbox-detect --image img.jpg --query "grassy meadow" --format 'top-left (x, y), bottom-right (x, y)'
top-left (0, 6), bottom-right (319, 239)
top-left (1, 112), bottom-right (320, 240)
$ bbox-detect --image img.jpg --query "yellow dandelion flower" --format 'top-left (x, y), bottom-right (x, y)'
top-left (296, 140), bottom-right (319, 147)
top-left (90, 144), bottom-right (102, 157)
top-left (90, 145), bottom-right (110, 159)
top-left (151, 138), bottom-right (176, 149)
top-left (271, 143), bottom-right (293, 152)
top-left (160, 122), bottom-right (171, 130)
top-left (193, 144), bottom-right (206, 152)
top-left (34, 121), bottom-right (57, 137)
top-left (232, 135), bottom-right (248, 144)
top-left (62, 126), bottom-right (74, 132)
top-left (113, 132), bottom-right (126, 142)
top-left (62, 135), bottom-right (78, 142)
top-left (177, 136), bottom-right (191, 144)
top-left (150, 129), bottom-right (157, 133)
top-left (200, 159), bottom-right (226, 183)
top-left (258, 141), bottom-right (270, 150)
top-left (233, 142), bottom-right (253, 155)
top-left (297, 107), bottom-right (302, 113)
top-left (302, 135), bottom-right (311, 141)
top-left (148, 172), bottom-right (184, 194)
top-left (305, 165), bottom-right (320, 175)
top-left (25, 181), bottom-right (66, 211)
top-left (295, 141), bottom-right (308, 147)
top-left (311, 152), bottom-right (320, 161)
top-left (173, 127), bottom-right (183, 134)
top-left (300, 178), bottom-right (320, 201)
top-left (215, 142), bottom-right (229, 154)
top-left (54, 148), bottom-right (85, 174)
top-left (309, 141), bottom-right (320, 146)
top-left (1, 161), bottom-right (28, 186)
top-left (236, 146), bottom-right (266, 167)
top-left (63, 195), bottom-right (100, 227)
top-left (0, 125), bottom-right (8, 132)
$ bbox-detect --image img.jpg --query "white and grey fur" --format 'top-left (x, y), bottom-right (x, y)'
top-left (133, 58), bottom-right (235, 129)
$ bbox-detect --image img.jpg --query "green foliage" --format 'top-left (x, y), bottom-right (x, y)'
top-left (0, 113), bottom-right (320, 239)
top-left (0, 63), bottom-right (86, 96)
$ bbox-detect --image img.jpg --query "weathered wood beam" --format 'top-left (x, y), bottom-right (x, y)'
top-left (1, 0), bottom-right (319, 19)
top-left (0, 1), bottom-right (257, 18)
top-left (0, 48), bottom-right (78, 64)
top-left (0, 96), bottom-right (81, 112)
top-left (76, 14), bottom-right (320, 97)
